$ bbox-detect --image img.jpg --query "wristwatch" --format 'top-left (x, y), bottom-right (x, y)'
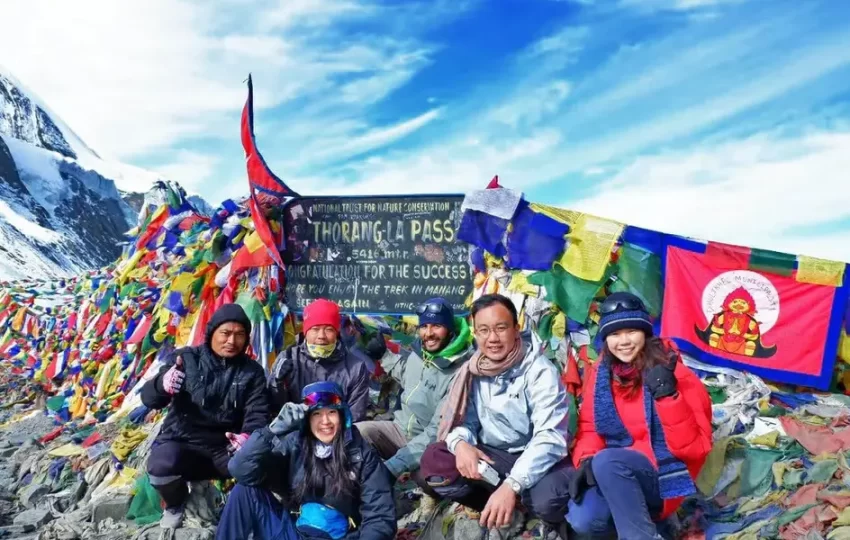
top-left (504, 477), bottom-right (522, 495)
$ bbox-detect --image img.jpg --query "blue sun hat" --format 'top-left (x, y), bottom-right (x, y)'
top-left (301, 381), bottom-right (353, 442)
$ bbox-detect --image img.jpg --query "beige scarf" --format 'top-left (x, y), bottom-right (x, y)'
top-left (437, 336), bottom-right (525, 442)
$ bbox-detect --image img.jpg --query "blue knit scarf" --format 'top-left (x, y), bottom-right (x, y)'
top-left (593, 357), bottom-right (697, 499)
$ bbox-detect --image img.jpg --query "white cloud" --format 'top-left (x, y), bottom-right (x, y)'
top-left (619, 0), bottom-right (748, 11)
top-left (0, 0), bottom-right (445, 170)
top-left (299, 108), bottom-right (444, 165)
top-left (567, 130), bottom-right (850, 262)
top-left (152, 151), bottom-right (220, 195)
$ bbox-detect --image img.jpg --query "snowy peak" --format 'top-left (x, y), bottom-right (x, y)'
top-left (0, 67), bottom-right (173, 282)
top-left (0, 71), bottom-right (88, 160)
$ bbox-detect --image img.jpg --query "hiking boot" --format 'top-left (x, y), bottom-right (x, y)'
top-left (160, 504), bottom-right (185, 529)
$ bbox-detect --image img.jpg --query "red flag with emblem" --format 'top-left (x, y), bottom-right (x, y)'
top-left (660, 237), bottom-right (849, 390)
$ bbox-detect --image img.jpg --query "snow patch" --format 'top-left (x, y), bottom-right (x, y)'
top-left (0, 200), bottom-right (62, 243)
top-left (3, 136), bottom-right (66, 214)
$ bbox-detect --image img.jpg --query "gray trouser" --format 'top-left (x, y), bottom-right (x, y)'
top-left (355, 420), bottom-right (407, 459)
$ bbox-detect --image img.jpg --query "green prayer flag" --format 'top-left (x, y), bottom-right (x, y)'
top-left (528, 263), bottom-right (613, 324)
top-left (748, 247), bottom-right (796, 277)
top-left (609, 242), bottom-right (663, 317)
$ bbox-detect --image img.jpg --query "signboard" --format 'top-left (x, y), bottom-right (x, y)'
top-left (282, 195), bottom-right (471, 314)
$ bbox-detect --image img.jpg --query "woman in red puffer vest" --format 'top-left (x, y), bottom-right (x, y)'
top-left (566, 292), bottom-right (713, 539)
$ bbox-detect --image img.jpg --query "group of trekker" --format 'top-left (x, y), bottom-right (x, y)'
top-left (140, 291), bottom-right (713, 540)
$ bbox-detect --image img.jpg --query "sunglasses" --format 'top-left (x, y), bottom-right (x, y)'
top-left (598, 297), bottom-right (646, 315)
top-left (303, 391), bottom-right (343, 408)
top-left (416, 302), bottom-right (449, 316)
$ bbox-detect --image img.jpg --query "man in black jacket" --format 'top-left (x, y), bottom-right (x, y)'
top-left (142, 303), bottom-right (270, 530)
top-left (267, 299), bottom-right (373, 422)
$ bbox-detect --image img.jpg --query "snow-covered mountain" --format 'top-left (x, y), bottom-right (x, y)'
top-left (0, 68), bottom-right (169, 282)
top-left (187, 195), bottom-right (214, 217)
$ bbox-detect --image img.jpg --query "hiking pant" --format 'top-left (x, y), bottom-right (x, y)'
top-left (356, 420), bottom-right (408, 459)
top-left (216, 485), bottom-right (298, 540)
top-left (146, 439), bottom-right (231, 509)
top-left (357, 420), bottom-right (441, 500)
top-left (567, 448), bottom-right (664, 540)
top-left (420, 441), bottom-right (573, 524)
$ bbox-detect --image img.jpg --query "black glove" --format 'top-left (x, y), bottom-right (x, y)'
top-left (645, 360), bottom-right (677, 400)
top-left (568, 458), bottom-right (596, 504)
top-left (364, 335), bottom-right (387, 361)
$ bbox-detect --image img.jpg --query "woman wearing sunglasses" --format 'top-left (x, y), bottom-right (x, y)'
top-left (217, 381), bottom-right (396, 540)
top-left (566, 292), bottom-right (712, 539)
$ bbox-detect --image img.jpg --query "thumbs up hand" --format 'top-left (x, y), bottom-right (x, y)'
top-left (163, 355), bottom-right (185, 395)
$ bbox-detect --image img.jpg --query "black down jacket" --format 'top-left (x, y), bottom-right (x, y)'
top-left (228, 425), bottom-right (396, 540)
top-left (141, 311), bottom-right (270, 446)
top-left (267, 336), bottom-right (372, 422)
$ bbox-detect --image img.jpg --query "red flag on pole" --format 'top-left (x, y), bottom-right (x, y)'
top-left (240, 74), bottom-right (300, 269)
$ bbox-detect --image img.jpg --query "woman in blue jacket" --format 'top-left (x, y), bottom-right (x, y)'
top-left (216, 381), bottom-right (396, 540)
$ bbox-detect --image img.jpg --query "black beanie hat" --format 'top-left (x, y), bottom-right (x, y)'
top-left (205, 303), bottom-right (252, 345)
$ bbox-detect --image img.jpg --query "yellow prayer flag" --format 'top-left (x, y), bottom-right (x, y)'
top-left (506, 272), bottom-right (540, 296)
top-left (243, 230), bottom-right (265, 253)
top-left (560, 214), bottom-right (624, 282)
top-left (797, 255), bottom-right (846, 287)
top-left (48, 443), bottom-right (86, 457)
top-left (531, 203), bottom-right (623, 282)
top-left (170, 272), bottom-right (195, 294)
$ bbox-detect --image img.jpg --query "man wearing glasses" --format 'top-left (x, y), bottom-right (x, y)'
top-left (419, 294), bottom-right (573, 540)
top-left (357, 298), bottom-right (475, 509)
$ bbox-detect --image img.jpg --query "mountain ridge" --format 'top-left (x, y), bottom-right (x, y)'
top-left (0, 67), bottom-right (210, 281)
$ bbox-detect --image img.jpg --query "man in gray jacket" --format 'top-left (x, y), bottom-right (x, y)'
top-left (420, 294), bottom-right (573, 539)
top-left (357, 298), bottom-right (474, 483)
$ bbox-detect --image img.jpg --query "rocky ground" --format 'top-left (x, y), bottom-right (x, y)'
top-left (0, 388), bottom-right (524, 540)
top-left (0, 382), bottom-right (218, 540)
top-left (0, 395), bottom-right (561, 540)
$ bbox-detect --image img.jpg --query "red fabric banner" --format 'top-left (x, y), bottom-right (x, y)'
top-left (661, 244), bottom-right (838, 384)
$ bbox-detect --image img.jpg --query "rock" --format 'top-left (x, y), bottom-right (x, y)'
top-left (13, 507), bottom-right (53, 529)
top-left (91, 495), bottom-right (132, 524)
top-left (70, 479), bottom-right (88, 504)
top-left (175, 528), bottom-right (215, 540)
top-left (0, 525), bottom-right (30, 536)
top-left (19, 483), bottom-right (49, 508)
top-left (0, 446), bottom-right (16, 459)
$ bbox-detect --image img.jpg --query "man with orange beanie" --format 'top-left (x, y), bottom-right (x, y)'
top-left (267, 299), bottom-right (373, 422)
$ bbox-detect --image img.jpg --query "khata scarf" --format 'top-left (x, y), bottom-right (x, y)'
top-left (593, 356), bottom-right (697, 499)
top-left (437, 336), bottom-right (526, 442)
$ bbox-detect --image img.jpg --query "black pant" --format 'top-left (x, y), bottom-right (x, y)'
top-left (147, 439), bottom-right (231, 509)
top-left (423, 442), bottom-right (574, 524)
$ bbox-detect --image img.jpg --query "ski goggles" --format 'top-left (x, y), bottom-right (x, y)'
top-left (415, 301), bottom-right (451, 316)
top-left (303, 391), bottom-right (343, 409)
top-left (598, 296), bottom-right (646, 315)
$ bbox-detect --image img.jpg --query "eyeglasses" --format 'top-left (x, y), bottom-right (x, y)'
top-left (598, 296), bottom-right (646, 315)
top-left (303, 392), bottom-right (343, 408)
top-left (474, 324), bottom-right (513, 339)
top-left (415, 302), bottom-right (448, 316)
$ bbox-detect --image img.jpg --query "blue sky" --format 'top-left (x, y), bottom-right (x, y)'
top-left (2, 0), bottom-right (850, 260)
